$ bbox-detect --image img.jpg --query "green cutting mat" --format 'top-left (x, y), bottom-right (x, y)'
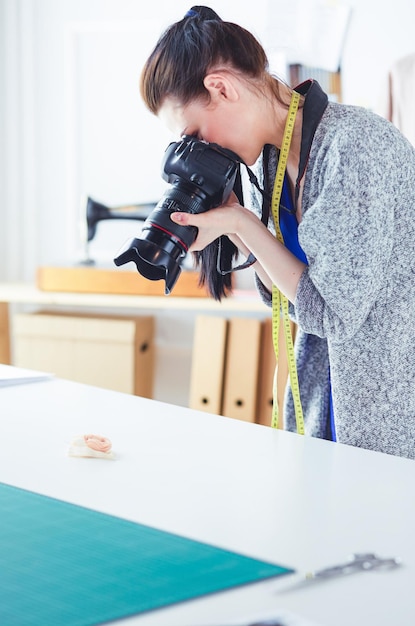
top-left (0, 482), bottom-right (294, 625)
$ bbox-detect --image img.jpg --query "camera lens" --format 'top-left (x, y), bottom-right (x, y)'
top-left (114, 184), bottom-right (206, 294)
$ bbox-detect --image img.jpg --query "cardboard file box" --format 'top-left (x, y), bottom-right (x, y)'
top-left (188, 315), bottom-right (228, 414)
top-left (222, 317), bottom-right (262, 423)
top-left (12, 312), bottom-right (154, 397)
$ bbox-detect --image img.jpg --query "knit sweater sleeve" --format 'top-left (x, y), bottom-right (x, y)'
top-left (294, 105), bottom-right (402, 342)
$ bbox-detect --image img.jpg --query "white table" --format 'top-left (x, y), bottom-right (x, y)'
top-left (1, 377), bottom-right (413, 625)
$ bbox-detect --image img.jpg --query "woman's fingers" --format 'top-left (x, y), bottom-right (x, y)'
top-left (170, 201), bottom-right (254, 252)
top-left (170, 211), bottom-right (197, 226)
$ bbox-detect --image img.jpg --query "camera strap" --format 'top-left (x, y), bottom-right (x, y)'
top-left (216, 162), bottom-right (272, 275)
top-left (270, 90), bottom-right (304, 434)
top-left (216, 165), bottom-right (256, 275)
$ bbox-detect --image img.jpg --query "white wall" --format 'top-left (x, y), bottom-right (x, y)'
top-left (341, 0), bottom-right (415, 111)
top-left (1, 0), bottom-right (415, 284)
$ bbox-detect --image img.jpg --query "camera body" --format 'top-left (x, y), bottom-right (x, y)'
top-left (113, 136), bottom-right (240, 294)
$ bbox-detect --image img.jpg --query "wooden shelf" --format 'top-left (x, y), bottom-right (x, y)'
top-left (0, 282), bottom-right (269, 313)
top-left (36, 265), bottom-right (209, 298)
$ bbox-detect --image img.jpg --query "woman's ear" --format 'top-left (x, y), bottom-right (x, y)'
top-left (203, 73), bottom-right (239, 103)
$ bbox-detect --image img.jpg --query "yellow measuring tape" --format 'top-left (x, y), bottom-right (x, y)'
top-left (270, 90), bottom-right (305, 435)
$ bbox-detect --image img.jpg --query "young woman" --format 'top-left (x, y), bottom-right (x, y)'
top-left (140, 6), bottom-right (415, 459)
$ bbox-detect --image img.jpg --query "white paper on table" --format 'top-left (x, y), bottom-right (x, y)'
top-left (0, 364), bottom-right (54, 387)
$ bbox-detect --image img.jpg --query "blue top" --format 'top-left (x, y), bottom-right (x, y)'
top-left (279, 174), bottom-right (336, 441)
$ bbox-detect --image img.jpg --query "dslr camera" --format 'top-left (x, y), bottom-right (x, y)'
top-left (113, 136), bottom-right (240, 294)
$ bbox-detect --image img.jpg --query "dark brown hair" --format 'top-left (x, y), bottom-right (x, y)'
top-left (140, 6), bottom-right (274, 114)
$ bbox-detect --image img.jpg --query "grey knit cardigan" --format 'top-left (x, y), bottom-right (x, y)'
top-left (254, 90), bottom-right (415, 459)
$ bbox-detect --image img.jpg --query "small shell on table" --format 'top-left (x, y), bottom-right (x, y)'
top-left (68, 434), bottom-right (114, 459)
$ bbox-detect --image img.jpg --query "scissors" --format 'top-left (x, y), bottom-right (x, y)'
top-left (203, 554), bottom-right (402, 626)
top-left (305, 552), bottom-right (402, 580)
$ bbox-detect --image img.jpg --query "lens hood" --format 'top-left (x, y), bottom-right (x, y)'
top-left (113, 237), bottom-right (182, 295)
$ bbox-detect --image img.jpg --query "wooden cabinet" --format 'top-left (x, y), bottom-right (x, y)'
top-left (12, 311), bottom-right (155, 397)
top-left (0, 302), bottom-right (11, 364)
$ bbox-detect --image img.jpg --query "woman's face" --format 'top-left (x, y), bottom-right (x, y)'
top-left (158, 83), bottom-right (265, 166)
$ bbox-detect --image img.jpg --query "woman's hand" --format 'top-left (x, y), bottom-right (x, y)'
top-left (170, 191), bottom-right (306, 303)
top-left (170, 192), bottom-right (249, 252)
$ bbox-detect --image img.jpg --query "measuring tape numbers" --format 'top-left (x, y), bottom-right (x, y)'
top-left (270, 90), bottom-right (305, 435)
